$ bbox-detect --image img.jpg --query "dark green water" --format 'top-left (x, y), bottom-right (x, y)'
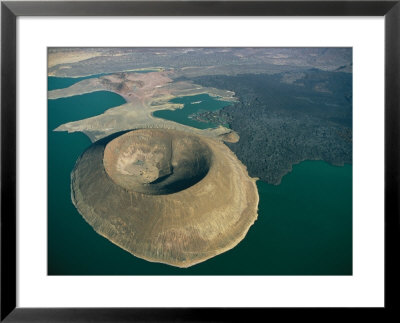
top-left (153, 94), bottom-right (231, 129)
top-left (48, 79), bottom-right (352, 275)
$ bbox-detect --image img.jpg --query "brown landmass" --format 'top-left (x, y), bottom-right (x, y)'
top-left (71, 129), bottom-right (259, 267)
top-left (50, 71), bottom-right (238, 142)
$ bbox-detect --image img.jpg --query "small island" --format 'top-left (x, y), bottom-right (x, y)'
top-left (71, 129), bottom-right (259, 267)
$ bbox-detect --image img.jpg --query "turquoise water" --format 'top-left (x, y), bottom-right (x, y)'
top-left (48, 79), bottom-right (352, 275)
top-left (48, 90), bottom-right (127, 274)
top-left (48, 74), bottom-right (108, 91)
top-left (49, 69), bottom-right (162, 91)
top-left (153, 94), bottom-right (231, 129)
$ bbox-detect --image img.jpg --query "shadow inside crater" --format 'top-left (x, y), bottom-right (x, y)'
top-left (91, 129), bottom-right (213, 195)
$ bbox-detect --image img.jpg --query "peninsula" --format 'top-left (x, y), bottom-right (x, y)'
top-left (49, 71), bottom-right (238, 143)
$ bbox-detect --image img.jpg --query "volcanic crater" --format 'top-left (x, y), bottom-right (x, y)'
top-left (71, 128), bottom-right (259, 267)
top-left (103, 130), bottom-right (212, 195)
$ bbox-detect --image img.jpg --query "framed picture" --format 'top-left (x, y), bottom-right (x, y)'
top-left (1, 0), bottom-right (399, 321)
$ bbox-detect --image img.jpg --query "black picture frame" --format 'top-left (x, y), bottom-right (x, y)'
top-left (1, 0), bottom-right (399, 321)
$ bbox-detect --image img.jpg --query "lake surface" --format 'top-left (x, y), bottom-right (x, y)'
top-left (48, 77), bottom-right (352, 275)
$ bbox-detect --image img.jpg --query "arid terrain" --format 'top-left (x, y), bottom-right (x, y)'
top-left (50, 70), bottom-right (238, 142)
top-left (49, 47), bottom-right (352, 78)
